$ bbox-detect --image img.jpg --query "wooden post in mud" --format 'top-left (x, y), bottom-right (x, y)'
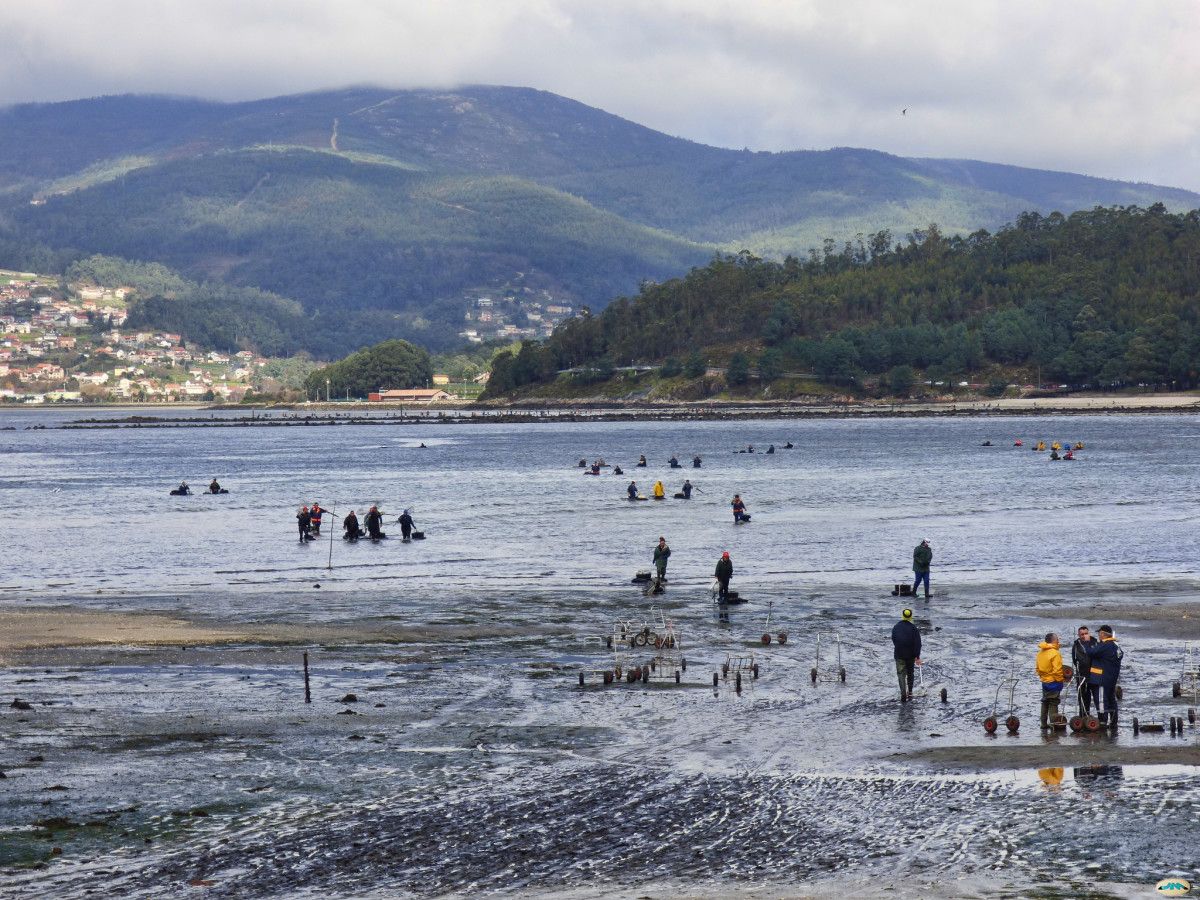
top-left (303, 651), bottom-right (312, 704)
top-left (327, 504), bottom-right (335, 571)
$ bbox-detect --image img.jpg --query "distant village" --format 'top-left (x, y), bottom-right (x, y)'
top-left (1, 269), bottom-right (580, 404)
top-left (0, 270), bottom-right (270, 403)
top-left (457, 284), bottom-right (573, 344)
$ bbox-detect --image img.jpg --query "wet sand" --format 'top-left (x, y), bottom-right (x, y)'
top-left (0, 606), bottom-right (556, 662)
top-left (1013, 600), bottom-right (1200, 640)
top-left (4, 588), bottom-right (1198, 898)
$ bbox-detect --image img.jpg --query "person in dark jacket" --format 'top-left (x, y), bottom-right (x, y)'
top-left (692, 455), bottom-right (702, 468)
top-left (343, 510), bottom-right (361, 541)
top-left (714, 552), bottom-right (733, 602)
top-left (1087, 624), bottom-right (1123, 728)
top-left (1071, 625), bottom-right (1098, 714)
top-left (297, 506), bottom-right (312, 542)
top-left (637, 455), bottom-right (647, 467)
top-left (364, 505), bottom-right (384, 540)
top-left (912, 539), bottom-right (932, 598)
top-left (681, 479), bottom-right (693, 499)
top-left (891, 608), bottom-right (922, 701)
top-left (653, 537), bottom-right (671, 580)
top-left (397, 509), bottom-right (415, 541)
top-left (627, 481), bottom-right (639, 500)
top-left (209, 478), bottom-right (222, 494)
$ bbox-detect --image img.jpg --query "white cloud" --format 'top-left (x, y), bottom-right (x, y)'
top-left (1, 0), bottom-right (1197, 189)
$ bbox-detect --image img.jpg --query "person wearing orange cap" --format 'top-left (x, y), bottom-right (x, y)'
top-left (714, 551), bottom-right (733, 602)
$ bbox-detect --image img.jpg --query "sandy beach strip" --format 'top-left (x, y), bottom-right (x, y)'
top-left (0, 605), bottom-right (550, 660)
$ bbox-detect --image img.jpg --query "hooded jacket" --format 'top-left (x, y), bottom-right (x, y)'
top-left (1037, 642), bottom-right (1064, 691)
top-left (653, 543), bottom-right (671, 566)
top-left (913, 543), bottom-right (932, 574)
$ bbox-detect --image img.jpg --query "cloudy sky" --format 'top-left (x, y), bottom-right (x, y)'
top-left (3, 0), bottom-right (1198, 189)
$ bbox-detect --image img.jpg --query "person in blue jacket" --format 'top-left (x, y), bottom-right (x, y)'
top-left (1086, 624), bottom-right (1123, 729)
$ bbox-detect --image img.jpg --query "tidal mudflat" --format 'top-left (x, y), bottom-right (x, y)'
top-left (2, 410), bottom-right (1198, 897)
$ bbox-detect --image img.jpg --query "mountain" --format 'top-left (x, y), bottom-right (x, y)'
top-left (0, 86), bottom-right (1196, 356)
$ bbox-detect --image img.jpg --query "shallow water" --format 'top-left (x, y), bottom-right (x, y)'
top-left (2, 410), bottom-right (1200, 606)
top-left (2, 410), bottom-right (1199, 896)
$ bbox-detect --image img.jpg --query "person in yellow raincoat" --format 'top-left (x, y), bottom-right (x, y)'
top-left (652, 480), bottom-right (665, 499)
top-left (1037, 632), bottom-right (1065, 730)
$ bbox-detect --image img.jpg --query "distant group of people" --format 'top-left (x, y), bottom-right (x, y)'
top-left (170, 478), bottom-right (227, 496)
top-left (645, 535), bottom-right (735, 603)
top-left (296, 503), bottom-right (325, 541)
top-left (296, 503), bottom-right (416, 542)
top-left (626, 479), bottom-right (694, 500)
top-left (1038, 624), bottom-right (1123, 728)
top-left (1009, 439), bottom-right (1084, 461)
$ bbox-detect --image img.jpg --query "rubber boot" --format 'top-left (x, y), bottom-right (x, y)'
top-left (1108, 710), bottom-right (1118, 732)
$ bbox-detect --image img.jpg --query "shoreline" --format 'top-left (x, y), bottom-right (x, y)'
top-left (11, 392), bottom-right (1199, 428)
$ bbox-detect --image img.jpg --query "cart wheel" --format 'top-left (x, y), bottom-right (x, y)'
top-left (761, 633), bottom-right (771, 645)
top-left (1189, 708), bottom-right (1196, 725)
top-left (777, 633), bottom-right (788, 645)
top-left (939, 687), bottom-right (948, 703)
top-left (751, 664), bottom-right (760, 680)
top-left (1132, 716), bottom-right (1140, 735)
top-left (603, 671), bottom-right (613, 685)
top-left (1069, 715), bottom-right (1084, 732)
top-left (712, 672), bottom-right (719, 687)
top-left (578, 672), bottom-right (585, 686)
top-left (1085, 716), bottom-right (1100, 732)
top-left (1173, 681), bottom-right (1182, 698)
top-left (675, 670), bottom-right (681, 684)
top-left (634, 633), bottom-right (648, 647)
top-left (654, 637), bottom-right (663, 649)
top-left (810, 668), bottom-right (818, 684)
top-left (629, 638), bottom-right (637, 649)
top-left (983, 716), bottom-right (998, 733)
top-left (735, 672), bottom-right (742, 692)
top-left (614, 665), bottom-right (622, 679)
top-left (681, 658), bottom-right (687, 672)
top-left (665, 636), bottom-right (675, 648)
top-left (839, 667), bottom-right (846, 683)
top-left (642, 667), bottom-right (650, 683)
top-left (1005, 715), bottom-right (1020, 733)
top-left (605, 636), bottom-right (612, 649)
top-left (1115, 685), bottom-right (1123, 701)
top-left (1170, 717), bottom-right (1178, 736)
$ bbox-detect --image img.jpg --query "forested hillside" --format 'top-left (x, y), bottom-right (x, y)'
top-left (491, 205), bottom-right (1200, 396)
top-left (1, 87), bottom-right (1197, 357)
